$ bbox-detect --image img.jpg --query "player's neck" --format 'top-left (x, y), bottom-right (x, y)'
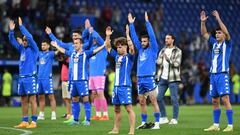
top-left (77, 48), bottom-right (83, 53)
top-left (217, 40), bottom-right (224, 44)
top-left (166, 44), bottom-right (174, 48)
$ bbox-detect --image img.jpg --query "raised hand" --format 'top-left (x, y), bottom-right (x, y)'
top-left (212, 10), bottom-right (220, 20)
top-left (128, 13), bottom-right (135, 23)
top-left (45, 26), bottom-right (52, 34)
top-left (106, 26), bottom-right (113, 36)
top-left (51, 41), bottom-right (57, 47)
top-left (145, 11), bottom-right (149, 21)
top-left (85, 19), bottom-right (91, 29)
top-left (9, 20), bottom-right (15, 30)
top-left (89, 27), bottom-right (94, 34)
top-left (200, 11), bottom-right (208, 22)
top-left (18, 17), bottom-right (23, 26)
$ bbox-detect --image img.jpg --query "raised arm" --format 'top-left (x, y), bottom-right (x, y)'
top-left (212, 10), bottom-right (230, 40)
top-left (200, 11), bottom-right (210, 40)
top-left (105, 26), bottom-right (113, 53)
top-left (8, 20), bottom-right (22, 51)
top-left (126, 24), bottom-right (135, 55)
top-left (145, 11), bottom-right (158, 51)
top-left (45, 26), bottom-right (72, 50)
top-left (18, 17), bottom-right (39, 52)
top-left (82, 19), bottom-right (91, 43)
top-left (51, 41), bottom-right (66, 54)
top-left (91, 28), bottom-right (105, 46)
top-left (128, 13), bottom-right (142, 50)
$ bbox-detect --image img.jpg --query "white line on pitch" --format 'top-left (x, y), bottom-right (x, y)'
top-left (0, 127), bottom-right (32, 135)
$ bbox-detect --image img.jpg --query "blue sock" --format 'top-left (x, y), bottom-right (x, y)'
top-left (31, 115), bottom-right (38, 122)
top-left (226, 110), bottom-right (233, 125)
top-left (213, 109), bottom-right (221, 124)
top-left (72, 102), bottom-right (80, 121)
top-left (154, 112), bottom-right (160, 122)
top-left (22, 116), bottom-right (28, 122)
top-left (141, 114), bottom-right (147, 123)
top-left (84, 102), bottom-right (91, 122)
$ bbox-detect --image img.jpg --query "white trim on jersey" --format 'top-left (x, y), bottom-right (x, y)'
top-left (73, 52), bottom-right (79, 80)
top-left (124, 57), bottom-right (128, 85)
top-left (115, 65), bottom-right (120, 86)
top-left (222, 43), bottom-right (226, 72)
top-left (82, 53), bottom-right (86, 80)
top-left (212, 43), bottom-right (218, 73)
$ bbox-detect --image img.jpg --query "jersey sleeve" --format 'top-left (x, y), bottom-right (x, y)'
top-left (8, 30), bottom-right (23, 51)
top-left (208, 35), bottom-right (217, 46)
top-left (129, 23), bottom-right (142, 50)
top-left (19, 25), bottom-right (39, 52)
top-left (85, 50), bottom-right (94, 58)
top-left (146, 21), bottom-right (159, 53)
top-left (65, 50), bottom-right (72, 57)
top-left (109, 49), bottom-right (118, 58)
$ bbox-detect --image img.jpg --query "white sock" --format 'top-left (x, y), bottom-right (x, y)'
top-left (228, 124), bottom-right (233, 127)
top-left (39, 111), bottom-right (44, 116)
top-left (96, 112), bottom-right (101, 117)
top-left (213, 123), bottom-right (219, 127)
top-left (103, 112), bottom-right (108, 116)
top-left (51, 111), bottom-right (56, 116)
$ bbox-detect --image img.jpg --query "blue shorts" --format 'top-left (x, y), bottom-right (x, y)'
top-left (112, 86), bottom-right (132, 105)
top-left (138, 76), bottom-right (156, 94)
top-left (209, 73), bottom-right (230, 97)
top-left (37, 78), bottom-right (54, 95)
top-left (70, 80), bottom-right (89, 97)
top-left (18, 76), bottom-right (37, 96)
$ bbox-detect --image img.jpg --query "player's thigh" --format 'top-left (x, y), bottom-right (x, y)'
top-left (23, 77), bottom-right (37, 95)
top-left (217, 73), bottom-right (231, 96)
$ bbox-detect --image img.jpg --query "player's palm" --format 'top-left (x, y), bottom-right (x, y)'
top-left (200, 11), bottom-right (208, 22)
top-left (106, 26), bottom-right (113, 36)
top-left (45, 27), bottom-right (52, 34)
top-left (128, 13), bottom-right (135, 23)
top-left (9, 20), bottom-right (15, 30)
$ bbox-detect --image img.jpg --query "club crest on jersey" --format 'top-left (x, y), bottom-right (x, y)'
top-left (116, 56), bottom-right (123, 68)
top-left (74, 57), bottom-right (79, 62)
top-left (140, 52), bottom-right (146, 61)
top-left (213, 47), bottom-right (221, 54)
top-left (20, 54), bottom-right (26, 61)
top-left (40, 58), bottom-right (46, 64)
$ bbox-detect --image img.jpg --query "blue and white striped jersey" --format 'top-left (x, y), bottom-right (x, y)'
top-left (208, 36), bottom-right (232, 73)
top-left (65, 50), bottom-right (93, 81)
top-left (110, 49), bottom-right (135, 86)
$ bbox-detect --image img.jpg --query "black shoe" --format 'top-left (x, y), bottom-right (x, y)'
top-left (61, 114), bottom-right (67, 118)
top-left (146, 122), bottom-right (155, 129)
top-left (136, 123), bottom-right (148, 129)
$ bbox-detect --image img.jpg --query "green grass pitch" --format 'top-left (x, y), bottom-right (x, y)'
top-left (0, 105), bottom-right (239, 135)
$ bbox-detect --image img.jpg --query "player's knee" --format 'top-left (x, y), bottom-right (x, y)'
top-left (114, 107), bottom-right (121, 113)
top-left (139, 99), bottom-right (146, 106)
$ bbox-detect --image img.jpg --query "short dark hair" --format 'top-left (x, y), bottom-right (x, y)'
top-left (215, 27), bottom-right (222, 31)
top-left (41, 39), bottom-right (50, 44)
top-left (15, 31), bottom-right (23, 39)
top-left (72, 28), bottom-right (81, 34)
top-left (114, 37), bottom-right (127, 47)
top-left (141, 34), bottom-right (149, 39)
top-left (74, 38), bottom-right (83, 44)
top-left (166, 33), bottom-right (175, 40)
